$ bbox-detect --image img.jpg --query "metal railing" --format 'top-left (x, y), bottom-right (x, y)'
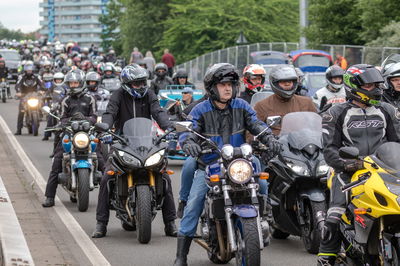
top-left (176, 42), bottom-right (400, 85)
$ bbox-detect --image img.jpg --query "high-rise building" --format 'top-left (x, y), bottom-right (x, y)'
top-left (39, 0), bottom-right (109, 48)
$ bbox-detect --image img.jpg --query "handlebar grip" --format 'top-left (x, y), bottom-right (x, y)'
top-left (341, 175), bottom-right (368, 192)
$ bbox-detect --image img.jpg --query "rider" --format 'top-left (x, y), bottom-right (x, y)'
top-left (150, 63), bottom-right (173, 95)
top-left (317, 64), bottom-right (400, 265)
top-left (313, 65), bottom-right (346, 110)
top-left (172, 69), bottom-right (195, 89)
top-left (91, 64), bottom-right (178, 238)
top-left (239, 64), bottom-right (266, 104)
top-left (294, 67), bottom-right (309, 96)
top-left (42, 69), bottom-right (99, 207)
top-left (14, 62), bottom-right (44, 135)
top-left (0, 58), bottom-right (11, 98)
top-left (173, 63), bottom-right (281, 266)
top-left (85, 71), bottom-right (110, 115)
top-left (382, 61), bottom-right (400, 107)
top-left (252, 64), bottom-right (316, 136)
top-left (101, 63), bottom-right (115, 81)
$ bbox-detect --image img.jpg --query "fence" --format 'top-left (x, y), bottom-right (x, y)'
top-left (176, 42), bottom-right (400, 85)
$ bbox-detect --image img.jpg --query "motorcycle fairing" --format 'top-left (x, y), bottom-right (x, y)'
top-left (73, 160), bottom-right (92, 170)
top-left (298, 187), bottom-right (326, 202)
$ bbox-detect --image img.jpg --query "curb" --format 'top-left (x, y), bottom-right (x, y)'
top-left (0, 176), bottom-right (34, 266)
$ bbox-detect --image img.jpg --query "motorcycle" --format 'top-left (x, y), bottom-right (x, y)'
top-left (43, 106), bottom-right (102, 212)
top-left (0, 78), bottom-right (9, 103)
top-left (266, 112), bottom-right (329, 254)
top-left (327, 142), bottom-right (400, 265)
top-left (175, 122), bottom-right (270, 266)
top-left (95, 117), bottom-right (174, 244)
top-left (22, 91), bottom-right (41, 136)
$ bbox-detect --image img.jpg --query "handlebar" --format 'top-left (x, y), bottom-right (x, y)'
top-left (341, 174), bottom-right (370, 192)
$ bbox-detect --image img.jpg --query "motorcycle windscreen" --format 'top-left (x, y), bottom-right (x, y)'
top-left (279, 112), bottom-right (323, 149)
top-left (250, 91), bottom-right (273, 108)
top-left (122, 117), bottom-right (157, 148)
top-left (374, 142), bottom-right (400, 172)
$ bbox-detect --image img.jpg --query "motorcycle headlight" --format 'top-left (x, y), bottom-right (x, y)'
top-left (145, 150), bottom-right (165, 167)
top-left (316, 162), bottom-right (330, 176)
top-left (286, 160), bottom-right (310, 176)
top-left (73, 132), bottom-right (90, 149)
top-left (228, 159), bottom-right (253, 184)
top-left (118, 150), bottom-right (142, 167)
top-left (27, 98), bottom-right (39, 107)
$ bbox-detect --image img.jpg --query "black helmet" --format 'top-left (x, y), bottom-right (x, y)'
top-left (120, 64), bottom-right (149, 98)
top-left (173, 69), bottom-right (188, 83)
top-left (85, 71), bottom-right (101, 91)
top-left (269, 64), bottom-right (298, 99)
top-left (326, 65), bottom-right (345, 93)
top-left (203, 63), bottom-right (239, 103)
top-left (154, 63), bottom-right (168, 78)
top-left (343, 64), bottom-right (384, 106)
top-left (65, 69), bottom-right (86, 95)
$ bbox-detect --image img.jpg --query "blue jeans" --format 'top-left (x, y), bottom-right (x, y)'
top-left (179, 169), bottom-right (208, 237)
top-left (178, 156), bottom-right (197, 202)
top-left (253, 156), bottom-right (268, 196)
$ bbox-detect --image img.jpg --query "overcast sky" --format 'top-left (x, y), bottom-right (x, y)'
top-left (0, 1), bottom-right (40, 33)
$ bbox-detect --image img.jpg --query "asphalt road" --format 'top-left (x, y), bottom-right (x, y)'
top-left (0, 92), bottom-right (316, 266)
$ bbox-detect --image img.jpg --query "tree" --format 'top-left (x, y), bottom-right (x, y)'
top-left (367, 21), bottom-right (400, 47)
top-left (99, 0), bottom-right (124, 54)
top-left (0, 23), bottom-right (36, 41)
top-left (158, 0), bottom-right (299, 63)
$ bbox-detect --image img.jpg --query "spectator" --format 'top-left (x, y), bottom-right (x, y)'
top-left (161, 49), bottom-right (175, 77)
top-left (334, 53), bottom-right (348, 70)
top-left (143, 51), bottom-right (156, 73)
top-left (129, 47), bottom-right (143, 64)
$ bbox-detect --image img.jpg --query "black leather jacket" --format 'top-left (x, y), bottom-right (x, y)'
top-left (149, 76), bottom-right (173, 95)
top-left (60, 92), bottom-right (97, 124)
top-left (15, 74), bottom-right (43, 95)
top-left (322, 101), bottom-right (400, 172)
top-left (102, 88), bottom-right (172, 134)
top-left (382, 89), bottom-right (400, 108)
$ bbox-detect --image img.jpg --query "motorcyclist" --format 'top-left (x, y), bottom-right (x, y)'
top-left (173, 63), bottom-right (281, 266)
top-left (239, 64), bottom-right (266, 103)
top-left (14, 63), bottom-right (44, 135)
top-left (0, 58), bottom-right (11, 98)
top-left (21, 49), bottom-right (33, 61)
top-left (172, 69), bottom-right (195, 89)
top-left (294, 67), bottom-right (309, 96)
top-left (381, 61), bottom-right (400, 107)
top-left (42, 69), bottom-right (99, 207)
top-left (105, 49), bottom-right (116, 63)
top-left (85, 71), bottom-right (110, 115)
top-left (149, 63), bottom-right (173, 95)
top-left (39, 60), bottom-right (53, 77)
top-left (313, 65), bottom-right (346, 110)
top-left (252, 64), bottom-right (317, 136)
top-left (91, 64), bottom-right (178, 238)
top-left (101, 63), bottom-right (115, 81)
top-left (317, 64), bottom-right (400, 265)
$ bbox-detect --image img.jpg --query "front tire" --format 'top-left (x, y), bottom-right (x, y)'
top-left (301, 201), bottom-right (326, 254)
top-left (235, 217), bottom-right (260, 266)
top-left (76, 169), bottom-right (90, 212)
top-left (31, 112), bottom-right (39, 136)
top-left (136, 185), bottom-right (152, 244)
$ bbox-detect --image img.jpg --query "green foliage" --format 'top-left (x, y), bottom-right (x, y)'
top-left (0, 23), bottom-right (36, 41)
top-left (367, 21), bottom-right (400, 47)
top-left (99, 0), bottom-right (123, 54)
top-left (158, 0), bottom-right (299, 63)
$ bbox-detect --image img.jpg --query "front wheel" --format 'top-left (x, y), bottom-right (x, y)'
top-left (235, 217), bottom-right (260, 266)
top-left (31, 112), bottom-right (39, 136)
top-left (136, 185), bottom-right (152, 244)
top-left (76, 169), bottom-right (90, 212)
top-left (301, 201), bottom-right (326, 254)
top-left (2, 91), bottom-right (6, 103)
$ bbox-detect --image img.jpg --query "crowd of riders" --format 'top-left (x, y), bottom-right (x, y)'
top-left (4, 38), bottom-right (400, 266)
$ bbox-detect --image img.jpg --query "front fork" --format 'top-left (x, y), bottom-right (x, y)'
top-left (65, 149), bottom-right (95, 190)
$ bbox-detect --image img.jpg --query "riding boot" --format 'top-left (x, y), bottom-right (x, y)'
top-left (173, 236), bottom-right (192, 266)
top-left (91, 221), bottom-right (107, 238)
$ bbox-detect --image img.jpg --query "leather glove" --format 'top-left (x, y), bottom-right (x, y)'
top-left (182, 143), bottom-right (201, 157)
top-left (71, 112), bottom-right (85, 121)
top-left (260, 134), bottom-right (281, 156)
top-left (165, 132), bottom-right (176, 141)
top-left (100, 134), bottom-right (113, 144)
top-left (343, 159), bottom-right (364, 173)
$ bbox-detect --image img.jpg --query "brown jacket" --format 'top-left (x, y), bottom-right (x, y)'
top-left (251, 94), bottom-right (317, 137)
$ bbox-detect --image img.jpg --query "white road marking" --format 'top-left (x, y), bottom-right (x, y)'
top-left (0, 115), bottom-right (111, 266)
top-left (0, 175), bottom-right (35, 266)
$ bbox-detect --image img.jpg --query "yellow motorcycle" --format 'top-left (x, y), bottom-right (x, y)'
top-left (328, 142), bottom-right (400, 265)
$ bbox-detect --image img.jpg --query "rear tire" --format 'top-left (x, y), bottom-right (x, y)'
top-left (136, 185), bottom-right (152, 244)
top-left (76, 169), bottom-right (90, 212)
top-left (301, 201), bottom-right (326, 254)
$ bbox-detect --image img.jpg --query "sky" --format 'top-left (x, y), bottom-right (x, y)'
top-left (0, 1), bottom-right (40, 33)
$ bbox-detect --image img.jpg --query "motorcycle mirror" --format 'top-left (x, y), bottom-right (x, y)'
top-left (42, 106), bottom-right (51, 114)
top-left (94, 122), bottom-right (110, 132)
top-left (174, 121), bottom-right (192, 133)
top-left (267, 116), bottom-right (281, 126)
top-left (339, 147), bottom-right (360, 159)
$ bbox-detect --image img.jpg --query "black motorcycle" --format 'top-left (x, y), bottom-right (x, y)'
top-left (95, 117), bottom-right (173, 244)
top-left (266, 112), bottom-right (329, 254)
top-left (175, 122), bottom-right (270, 266)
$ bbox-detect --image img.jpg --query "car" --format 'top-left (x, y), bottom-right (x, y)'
top-left (0, 49), bottom-right (21, 82)
top-left (289, 49), bottom-right (332, 73)
top-left (250, 51), bottom-right (289, 65)
top-left (302, 72), bottom-right (327, 97)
